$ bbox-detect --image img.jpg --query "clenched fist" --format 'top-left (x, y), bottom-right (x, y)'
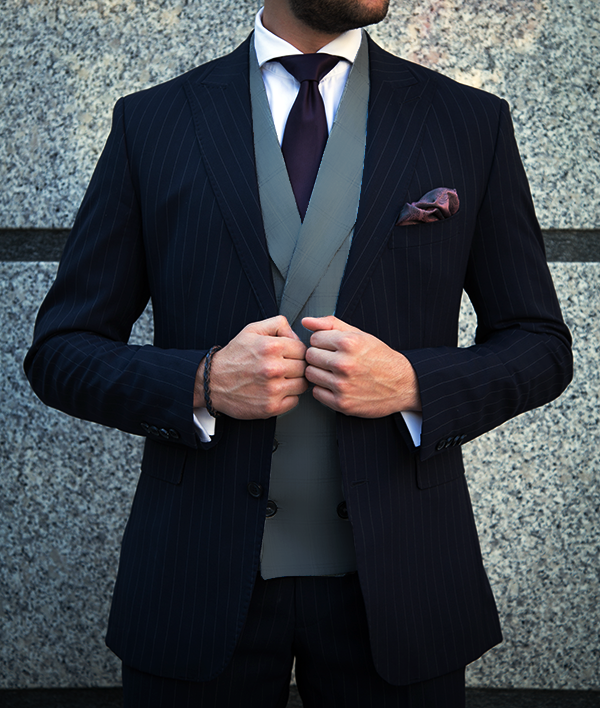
top-left (194, 316), bottom-right (308, 419)
top-left (302, 315), bottom-right (421, 418)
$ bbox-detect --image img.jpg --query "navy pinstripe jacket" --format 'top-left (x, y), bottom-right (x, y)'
top-left (25, 36), bottom-right (572, 685)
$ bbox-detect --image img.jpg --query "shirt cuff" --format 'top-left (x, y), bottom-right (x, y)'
top-left (400, 410), bottom-right (422, 447)
top-left (193, 407), bottom-right (216, 443)
top-left (193, 409), bottom-right (420, 446)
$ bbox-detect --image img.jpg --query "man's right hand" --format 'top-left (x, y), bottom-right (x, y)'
top-left (194, 316), bottom-right (308, 419)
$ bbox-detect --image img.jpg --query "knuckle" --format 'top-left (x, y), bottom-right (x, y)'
top-left (334, 358), bottom-right (353, 377)
top-left (263, 402), bottom-right (278, 418)
top-left (260, 361), bottom-right (281, 379)
top-left (261, 337), bottom-right (281, 357)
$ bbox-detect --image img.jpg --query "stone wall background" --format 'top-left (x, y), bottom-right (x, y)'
top-left (1, 0), bottom-right (598, 692)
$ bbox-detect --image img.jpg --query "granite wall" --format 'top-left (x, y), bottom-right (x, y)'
top-left (1, 0), bottom-right (599, 692)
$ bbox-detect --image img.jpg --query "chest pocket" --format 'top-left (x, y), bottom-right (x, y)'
top-left (389, 210), bottom-right (462, 249)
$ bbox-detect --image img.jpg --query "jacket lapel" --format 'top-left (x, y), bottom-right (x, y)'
top-left (336, 37), bottom-right (437, 322)
top-left (183, 37), bottom-right (278, 319)
top-left (182, 35), bottom-right (436, 324)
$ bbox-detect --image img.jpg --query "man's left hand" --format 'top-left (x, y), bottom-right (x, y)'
top-left (302, 316), bottom-right (422, 418)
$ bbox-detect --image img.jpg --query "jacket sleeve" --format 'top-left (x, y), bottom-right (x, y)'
top-left (402, 100), bottom-right (573, 461)
top-left (24, 98), bottom-right (205, 450)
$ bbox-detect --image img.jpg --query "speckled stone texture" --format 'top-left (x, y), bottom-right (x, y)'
top-left (1, 0), bottom-right (599, 694)
top-left (461, 264), bottom-right (600, 690)
top-left (0, 263), bottom-right (150, 687)
top-left (1, 0), bottom-right (598, 229)
top-left (1, 263), bottom-right (598, 690)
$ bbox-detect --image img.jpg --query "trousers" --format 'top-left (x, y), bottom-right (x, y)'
top-left (122, 573), bottom-right (466, 708)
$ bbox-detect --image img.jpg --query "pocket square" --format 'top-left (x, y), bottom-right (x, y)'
top-left (397, 188), bottom-right (459, 225)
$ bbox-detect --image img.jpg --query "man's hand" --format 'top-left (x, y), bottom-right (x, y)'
top-left (302, 315), bottom-right (422, 418)
top-left (194, 316), bottom-right (308, 419)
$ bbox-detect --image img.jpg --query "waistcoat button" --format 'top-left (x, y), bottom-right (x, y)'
top-left (337, 501), bottom-right (348, 520)
top-left (272, 439), bottom-right (279, 453)
top-left (265, 500), bottom-right (278, 517)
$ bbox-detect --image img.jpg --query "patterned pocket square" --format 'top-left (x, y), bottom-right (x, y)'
top-left (397, 187), bottom-right (459, 225)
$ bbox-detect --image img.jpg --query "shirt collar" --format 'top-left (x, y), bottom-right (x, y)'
top-left (254, 7), bottom-right (363, 68)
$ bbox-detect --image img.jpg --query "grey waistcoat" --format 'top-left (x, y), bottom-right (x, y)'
top-left (249, 35), bottom-right (370, 578)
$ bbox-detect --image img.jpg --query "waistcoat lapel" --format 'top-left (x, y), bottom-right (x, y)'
top-left (250, 34), bottom-right (370, 327)
top-left (249, 41), bottom-right (301, 297)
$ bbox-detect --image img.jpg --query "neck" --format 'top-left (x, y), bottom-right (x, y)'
top-left (262, 1), bottom-right (341, 53)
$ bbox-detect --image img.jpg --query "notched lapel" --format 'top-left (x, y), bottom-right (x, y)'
top-left (183, 36), bottom-right (277, 319)
top-left (336, 38), bottom-right (437, 323)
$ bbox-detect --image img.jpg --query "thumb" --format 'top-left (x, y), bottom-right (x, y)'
top-left (302, 315), bottom-right (358, 334)
top-left (245, 315), bottom-right (300, 340)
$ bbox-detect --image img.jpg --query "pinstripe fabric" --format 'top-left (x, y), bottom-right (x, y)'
top-left (24, 34), bottom-right (572, 686)
top-left (122, 574), bottom-right (466, 708)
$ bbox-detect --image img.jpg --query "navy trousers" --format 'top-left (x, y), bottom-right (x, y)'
top-left (122, 573), bottom-right (465, 708)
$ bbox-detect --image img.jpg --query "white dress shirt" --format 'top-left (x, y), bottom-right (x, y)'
top-left (194, 9), bottom-right (422, 447)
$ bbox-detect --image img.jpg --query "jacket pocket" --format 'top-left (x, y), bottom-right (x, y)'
top-left (389, 210), bottom-right (462, 249)
top-left (416, 447), bottom-right (465, 489)
top-left (140, 438), bottom-right (187, 485)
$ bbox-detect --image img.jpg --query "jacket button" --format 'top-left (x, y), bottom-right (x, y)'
top-left (265, 500), bottom-right (278, 517)
top-left (247, 482), bottom-right (263, 498)
top-left (141, 422), bottom-right (150, 433)
top-left (435, 439), bottom-right (446, 451)
top-left (272, 438), bottom-right (279, 453)
top-left (337, 501), bottom-right (348, 520)
top-left (149, 425), bottom-right (160, 437)
top-left (159, 428), bottom-right (170, 439)
top-left (168, 429), bottom-right (180, 440)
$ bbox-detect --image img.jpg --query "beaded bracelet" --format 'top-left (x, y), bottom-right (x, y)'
top-left (203, 345), bottom-right (222, 418)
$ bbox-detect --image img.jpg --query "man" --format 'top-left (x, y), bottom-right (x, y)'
top-left (24, 0), bottom-right (572, 706)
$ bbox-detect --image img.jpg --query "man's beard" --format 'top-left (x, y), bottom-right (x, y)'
top-left (288, 0), bottom-right (390, 34)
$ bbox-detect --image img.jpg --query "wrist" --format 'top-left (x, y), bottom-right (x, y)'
top-left (203, 345), bottom-right (222, 417)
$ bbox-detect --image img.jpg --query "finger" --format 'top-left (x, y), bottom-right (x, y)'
top-left (279, 337), bottom-right (308, 360)
top-left (302, 315), bottom-right (357, 334)
top-left (305, 345), bottom-right (339, 370)
top-left (282, 358), bottom-right (307, 379)
top-left (245, 315), bottom-right (297, 339)
top-left (305, 363), bottom-right (337, 387)
top-left (274, 376), bottom-right (309, 401)
top-left (306, 329), bottom-right (347, 353)
top-left (277, 393), bottom-right (305, 415)
top-left (310, 385), bottom-right (340, 412)
top-left (286, 377), bottom-right (309, 396)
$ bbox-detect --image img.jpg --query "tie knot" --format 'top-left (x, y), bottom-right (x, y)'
top-left (277, 53), bottom-right (341, 84)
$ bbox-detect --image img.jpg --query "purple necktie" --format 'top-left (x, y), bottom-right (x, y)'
top-left (277, 54), bottom-right (340, 220)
